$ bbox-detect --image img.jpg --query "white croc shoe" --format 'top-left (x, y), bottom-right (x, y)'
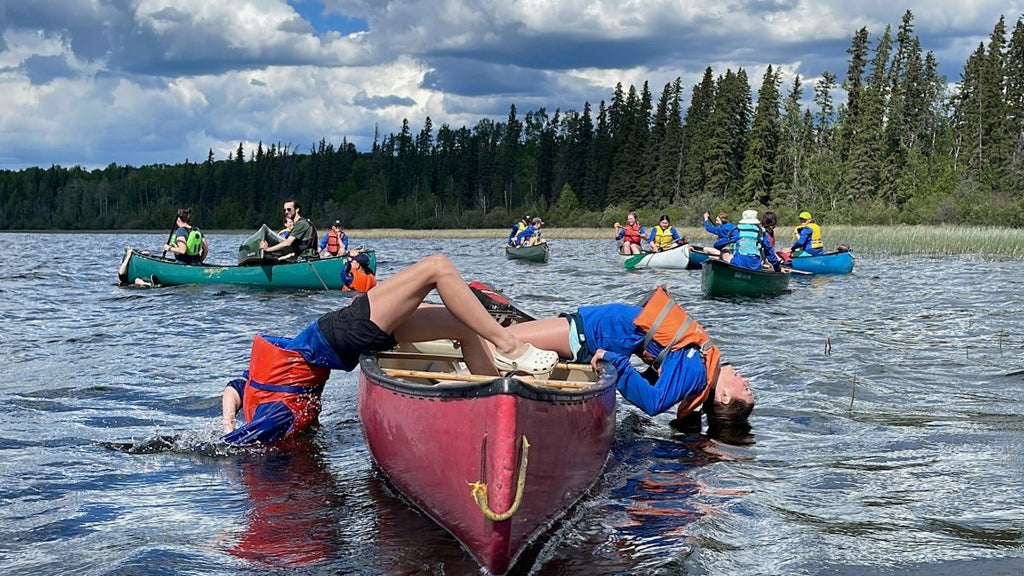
top-left (493, 344), bottom-right (559, 376)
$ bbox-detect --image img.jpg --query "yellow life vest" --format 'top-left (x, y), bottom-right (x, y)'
top-left (793, 223), bottom-right (823, 249)
top-left (652, 226), bottom-right (677, 249)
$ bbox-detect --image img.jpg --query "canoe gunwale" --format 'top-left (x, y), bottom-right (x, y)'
top-left (358, 354), bottom-right (617, 402)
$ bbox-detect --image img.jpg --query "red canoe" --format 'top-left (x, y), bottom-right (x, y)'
top-left (357, 342), bottom-right (617, 574)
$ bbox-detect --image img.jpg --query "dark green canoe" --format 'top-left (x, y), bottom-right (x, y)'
top-left (701, 258), bottom-right (790, 298)
top-left (505, 242), bottom-right (550, 263)
top-left (117, 247), bottom-right (376, 290)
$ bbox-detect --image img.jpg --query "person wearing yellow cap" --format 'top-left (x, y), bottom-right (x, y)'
top-left (788, 211), bottom-right (824, 256)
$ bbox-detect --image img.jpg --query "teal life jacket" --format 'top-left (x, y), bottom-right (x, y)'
top-left (734, 223), bottom-right (764, 257)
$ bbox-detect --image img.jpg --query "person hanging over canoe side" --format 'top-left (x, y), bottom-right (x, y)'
top-left (220, 254), bottom-right (560, 446)
top-left (701, 211), bottom-right (738, 258)
top-left (504, 286), bottom-right (754, 425)
top-left (646, 215), bottom-right (687, 252)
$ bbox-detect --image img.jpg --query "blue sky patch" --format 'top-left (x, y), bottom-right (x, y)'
top-left (287, 0), bottom-right (368, 35)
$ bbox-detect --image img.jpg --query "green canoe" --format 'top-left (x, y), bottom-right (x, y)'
top-left (117, 247), bottom-right (377, 290)
top-left (701, 258), bottom-right (790, 298)
top-left (505, 242), bottom-right (550, 263)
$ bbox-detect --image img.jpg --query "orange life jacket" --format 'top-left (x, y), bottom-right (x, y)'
top-left (242, 334), bottom-right (330, 437)
top-left (342, 266), bottom-right (377, 292)
top-left (633, 286), bottom-right (721, 416)
top-left (325, 230), bottom-right (344, 255)
top-left (621, 223), bottom-right (643, 244)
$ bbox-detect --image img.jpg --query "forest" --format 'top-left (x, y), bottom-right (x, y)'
top-left (2, 10), bottom-right (1023, 231)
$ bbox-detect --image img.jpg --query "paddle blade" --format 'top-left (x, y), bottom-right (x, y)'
top-left (623, 253), bottom-right (647, 269)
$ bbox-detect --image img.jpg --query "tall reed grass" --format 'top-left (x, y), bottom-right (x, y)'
top-left (351, 225), bottom-right (1024, 256)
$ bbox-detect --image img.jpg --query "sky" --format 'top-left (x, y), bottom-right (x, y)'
top-left (0, 1), bottom-right (1020, 171)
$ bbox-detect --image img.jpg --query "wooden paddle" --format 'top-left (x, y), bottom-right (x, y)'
top-left (376, 350), bottom-right (594, 372)
top-left (381, 368), bottom-right (592, 390)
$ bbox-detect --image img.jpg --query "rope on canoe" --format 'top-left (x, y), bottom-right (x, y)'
top-left (468, 436), bottom-right (530, 522)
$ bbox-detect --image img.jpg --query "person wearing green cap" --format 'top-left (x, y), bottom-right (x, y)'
top-left (788, 211), bottom-right (824, 256)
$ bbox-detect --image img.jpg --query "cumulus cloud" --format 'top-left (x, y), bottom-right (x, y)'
top-left (0, 0), bottom-right (1017, 168)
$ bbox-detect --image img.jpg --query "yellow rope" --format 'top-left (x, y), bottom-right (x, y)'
top-left (468, 436), bottom-right (530, 522)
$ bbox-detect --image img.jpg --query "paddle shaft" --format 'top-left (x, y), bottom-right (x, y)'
top-left (381, 368), bottom-right (592, 389)
top-left (376, 350), bottom-right (593, 372)
top-left (161, 218), bottom-right (178, 259)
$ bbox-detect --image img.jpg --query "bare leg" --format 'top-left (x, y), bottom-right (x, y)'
top-left (703, 246), bottom-right (722, 256)
top-left (505, 318), bottom-right (573, 358)
top-left (366, 254), bottom-right (523, 357)
top-left (393, 305), bottom-right (498, 375)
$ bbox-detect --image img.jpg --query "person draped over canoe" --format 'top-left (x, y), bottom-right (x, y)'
top-left (220, 254), bottom-right (560, 445)
top-left (614, 212), bottom-right (647, 255)
top-left (163, 207), bottom-right (208, 265)
top-left (506, 214), bottom-right (530, 247)
top-left (505, 286), bottom-right (754, 428)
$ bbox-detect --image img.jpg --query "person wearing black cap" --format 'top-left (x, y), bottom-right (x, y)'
top-left (506, 214), bottom-right (530, 246)
top-left (513, 217), bottom-right (545, 247)
top-left (318, 219), bottom-right (349, 258)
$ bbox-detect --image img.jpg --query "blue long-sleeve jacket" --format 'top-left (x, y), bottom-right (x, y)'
top-left (730, 232), bottom-right (782, 271)
top-left (703, 220), bottom-right (738, 250)
top-left (577, 304), bottom-right (708, 416)
top-left (514, 225), bottom-right (541, 245)
top-left (790, 226), bottom-right (824, 255)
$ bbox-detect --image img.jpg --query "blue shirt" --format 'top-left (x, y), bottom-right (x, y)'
top-left (703, 220), bottom-right (738, 250)
top-left (319, 230), bottom-right (349, 252)
top-left (577, 304), bottom-right (708, 416)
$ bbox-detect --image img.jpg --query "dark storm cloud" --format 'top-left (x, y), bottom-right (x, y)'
top-left (352, 91), bottom-right (415, 109)
top-left (22, 54), bottom-right (76, 84)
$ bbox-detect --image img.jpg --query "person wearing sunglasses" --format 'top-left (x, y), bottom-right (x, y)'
top-left (260, 200), bottom-right (318, 260)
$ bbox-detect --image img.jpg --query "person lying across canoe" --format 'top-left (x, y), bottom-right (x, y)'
top-left (220, 254), bottom-right (559, 446)
top-left (506, 286), bottom-right (754, 425)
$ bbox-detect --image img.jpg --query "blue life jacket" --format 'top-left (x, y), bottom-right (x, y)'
top-left (734, 223), bottom-right (764, 257)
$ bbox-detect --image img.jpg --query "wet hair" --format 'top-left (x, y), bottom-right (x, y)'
top-left (176, 207), bottom-right (192, 223)
top-left (705, 419), bottom-right (755, 446)
top-left (706, 395), bottom-right (754, 423)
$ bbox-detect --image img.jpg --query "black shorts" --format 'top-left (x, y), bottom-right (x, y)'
top-left (317, 294), bottom-right (398, 371)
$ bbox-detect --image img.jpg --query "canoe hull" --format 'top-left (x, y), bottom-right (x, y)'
top-left (505, 243), bottom-right (550, 263)
top-left (620, 244), bottom-right (707, 270)
top-left (117, 247), bottom-right (375, 290)
top-left (701, 258), bottom-right (790, 298)
top-left (358, 354), bottom-right (616, 575)
top-left (788, 250), bottom-right (855, 274)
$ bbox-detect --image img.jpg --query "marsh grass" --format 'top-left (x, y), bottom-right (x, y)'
top-left (350, 225), bottom-right (1024, 257)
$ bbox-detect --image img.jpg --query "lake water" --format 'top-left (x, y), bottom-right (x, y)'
top-left (2, 232), bottom-right (1023, 576)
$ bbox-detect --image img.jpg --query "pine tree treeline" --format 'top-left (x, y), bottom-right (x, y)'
top-left (2, 11), bottom-right (1023, 231)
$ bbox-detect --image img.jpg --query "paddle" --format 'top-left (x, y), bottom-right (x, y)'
top-left (376, 350), bottom-right (594, 372)
top-left (160, 218), bottom-right (179, 259)
top-left (382, 368), bottom-right (592, 390)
